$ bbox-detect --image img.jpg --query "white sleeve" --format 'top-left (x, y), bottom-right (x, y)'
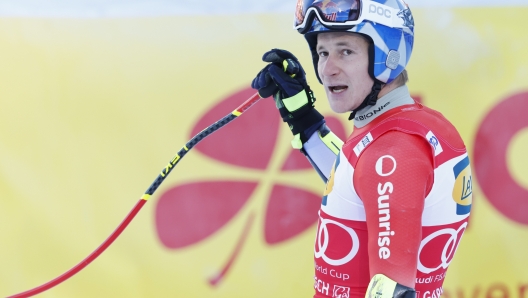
top-left (301, 124), bottom-right (343, 182)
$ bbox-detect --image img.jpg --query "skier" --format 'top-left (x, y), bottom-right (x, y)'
top-left (252, 1), bottom-right (473, 298)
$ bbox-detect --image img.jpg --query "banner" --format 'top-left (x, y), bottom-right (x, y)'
top-left (0, 5), bottom-right (527, 298)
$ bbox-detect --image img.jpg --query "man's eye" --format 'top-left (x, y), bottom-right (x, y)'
top-left (319, 52), bottom-right (328, 57)
top-left (343, 49), bottom-right (353, 55)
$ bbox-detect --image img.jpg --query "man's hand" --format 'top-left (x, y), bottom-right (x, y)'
top-left (251, 49), bottom-right (324, 148)
top-left (252, 48), bottom-right (305, 98)
top-left (366, 274), bottom-right (416, 298)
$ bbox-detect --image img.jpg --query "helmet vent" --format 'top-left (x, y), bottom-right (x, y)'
top-left (386, 50), bottom-right (400, 70)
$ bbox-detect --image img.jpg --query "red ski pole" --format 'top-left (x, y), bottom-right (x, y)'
top-left (7, 92), bottom-right (262, 298)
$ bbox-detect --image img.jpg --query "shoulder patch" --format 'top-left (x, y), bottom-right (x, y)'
top-left (353, 133), bottom-right (374, 156)
top-left (426, 131), bottom-right (443, 156)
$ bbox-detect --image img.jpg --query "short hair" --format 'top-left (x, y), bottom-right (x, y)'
top-left (393, 69), bottom-right (409, 87)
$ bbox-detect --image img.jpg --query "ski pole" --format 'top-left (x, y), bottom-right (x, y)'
top-left (7, 92), bottom-right (262, 298)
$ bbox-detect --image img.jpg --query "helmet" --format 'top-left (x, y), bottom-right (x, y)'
top-left (294, 0), bottom-right (415, 85)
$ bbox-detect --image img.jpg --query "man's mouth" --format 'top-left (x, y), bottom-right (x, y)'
top-left (329, 85), bottom-right (348, 94)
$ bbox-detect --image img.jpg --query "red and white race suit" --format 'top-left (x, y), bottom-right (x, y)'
top-left (306, 86), bottom-right (472, 298)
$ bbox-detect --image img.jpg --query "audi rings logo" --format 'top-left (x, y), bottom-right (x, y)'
top-left (418, 222), bottom-right (468, 274)
top-left (314, 217), bottom-right (359, 266)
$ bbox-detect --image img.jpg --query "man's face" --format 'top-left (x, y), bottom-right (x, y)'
top-left (317, 32), bottom-right (374, 113)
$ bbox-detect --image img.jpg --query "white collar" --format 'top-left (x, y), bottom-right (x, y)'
top-left (353, 85), bottom-right (415, 128)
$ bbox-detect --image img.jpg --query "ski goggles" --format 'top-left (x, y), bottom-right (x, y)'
top-left (294, 0), bottom-right (406, 34)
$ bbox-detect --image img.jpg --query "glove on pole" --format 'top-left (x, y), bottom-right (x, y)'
top-left (252, 49), bottom-right (324, 148)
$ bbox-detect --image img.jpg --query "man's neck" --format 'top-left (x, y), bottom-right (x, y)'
top-left (353, 85), bottom-right (415, 128)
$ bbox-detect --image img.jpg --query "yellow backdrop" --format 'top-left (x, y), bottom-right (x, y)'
top-left (1, 6), bottom-right (527, 298)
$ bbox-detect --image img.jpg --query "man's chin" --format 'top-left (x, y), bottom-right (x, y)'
top-left (328, 103), bottom-right (352, 114)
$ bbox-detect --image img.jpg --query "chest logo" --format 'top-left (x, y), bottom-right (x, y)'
top-left (314, 216), bottom-right (360, 266)
top-left (452, 156), bottom-right (473, 215)
top-left (322, 152), bottom-right (341, 206)
top-left (418, 222), bottom-right (468, 274)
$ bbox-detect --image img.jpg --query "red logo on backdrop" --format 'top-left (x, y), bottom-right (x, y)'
top-left (474, 91), bottom-right (528, 225)
top-left (154, 87), bottom-right (348, 286)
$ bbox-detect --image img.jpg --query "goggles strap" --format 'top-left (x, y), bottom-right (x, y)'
top-left (348, 81), bottom-right (382, 121)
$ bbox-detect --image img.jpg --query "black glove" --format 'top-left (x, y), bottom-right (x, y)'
top-left (251, 49), bottom-right (324, 146)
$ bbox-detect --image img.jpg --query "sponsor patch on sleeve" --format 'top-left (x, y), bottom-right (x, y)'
top-left (426, 131), bottom-right (443, 156)
top-left (353, 133), bottom-right (374, 156)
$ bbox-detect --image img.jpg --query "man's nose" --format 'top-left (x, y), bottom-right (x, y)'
top-left (320, 55), bottom-right (340, 78)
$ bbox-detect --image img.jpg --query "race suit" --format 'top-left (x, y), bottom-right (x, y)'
top-left (302, 86), bottom-right (472, 298)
